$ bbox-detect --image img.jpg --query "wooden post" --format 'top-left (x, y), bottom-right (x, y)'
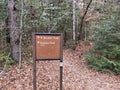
top-left (33, 33), bottom-right (37, 90)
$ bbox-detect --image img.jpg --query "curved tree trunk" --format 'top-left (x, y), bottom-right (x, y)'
top-left (7, 0), bottom-right (20, 61)
top-left (78, 0), bottom-right (92, 40)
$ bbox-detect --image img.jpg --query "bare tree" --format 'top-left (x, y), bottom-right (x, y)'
top-left (7, 0), bottom-right (20, 61)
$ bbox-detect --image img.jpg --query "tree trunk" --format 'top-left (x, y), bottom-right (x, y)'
top-left (53, 0), bottom-right (60, 16)
top-left (54, 0), bottom-right (60, 6)
top-left (7, 0), bottom-right (20, 61)
top-left (73, 0), bottom-right (76, 40)
top-left (77, 0), bottom-right (92, 40)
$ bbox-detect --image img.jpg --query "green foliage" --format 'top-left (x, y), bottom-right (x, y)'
top-left (23, 0), bottom-right (73, 33)
top-left (0, 55), bottom-right (16, 69)
top-left (86, 55), bottom-right (120, 75)
top-left (85, 5), bottom-right (120, 74)
top-left (0, 1), bottom-right (7, 21)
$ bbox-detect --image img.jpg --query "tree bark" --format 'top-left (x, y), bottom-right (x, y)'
top-left (73, 0), bottom-right (76, 40)
top-left (54, 0), bottom-right (60, 6)
top-left (78, 0), bottom-right (92, 40)
top-left (7, 0), bottom-right (20, 61)
top-left (53, 0), bottom-right (60, 15)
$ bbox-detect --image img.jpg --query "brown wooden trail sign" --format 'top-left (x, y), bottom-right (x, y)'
top-left (35, 34), bottom-right (61, 60)
top-left (32, 33), bottom-right (63, 90)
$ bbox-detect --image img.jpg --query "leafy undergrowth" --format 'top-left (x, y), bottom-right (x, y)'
top-left (0, 41), bottom-right (120, 90)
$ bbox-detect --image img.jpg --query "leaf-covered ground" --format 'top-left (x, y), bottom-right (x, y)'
top-left (0, 42), bottom-right (120, 90)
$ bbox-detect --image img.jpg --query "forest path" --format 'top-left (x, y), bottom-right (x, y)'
top-left (0, 47), bottom-right (120, 90)
top-left (63, 49), bottom-right (120, 90)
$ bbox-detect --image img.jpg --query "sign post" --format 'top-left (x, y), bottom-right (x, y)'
top-left (32, 33), bottom-right (63, 90)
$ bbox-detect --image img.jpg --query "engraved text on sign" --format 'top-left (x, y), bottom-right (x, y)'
top-left (35, 35), bottom-right (61, 59)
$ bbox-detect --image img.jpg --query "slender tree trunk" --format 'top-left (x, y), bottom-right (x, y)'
top-left (53, 0), bottom-right (60, 18)
top-left (54, 0), bottom-right (59, 6)
top-left (48, 0), bottom-right (60, 33)
top-left (19, 0), bottom-right (24, 68)
top-left (73, 0), bottom-right (76, 40)
top-left (78, 0), bottom-right (92, 40)
top-left (7, 0), bottom-right (20, 61)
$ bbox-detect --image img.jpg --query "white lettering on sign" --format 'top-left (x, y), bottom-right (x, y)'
top-left (36, 36), bottom-right (60, 46)
top-left (37, 36), bottom-right (59, 40)
top-left (39, 41), bottom-right (55, 46)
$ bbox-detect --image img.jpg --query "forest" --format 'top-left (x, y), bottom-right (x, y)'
top-left (0, 0), bottom-right (120, 90)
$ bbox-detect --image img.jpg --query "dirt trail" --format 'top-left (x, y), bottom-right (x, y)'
top-left (63, 49), bottom-right (120, 90)
top-left (0, 49), bottom-right (120, 90)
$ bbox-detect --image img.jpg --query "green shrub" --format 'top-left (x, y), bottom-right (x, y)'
top-left (86, 55), bottom-right (120, 74)
top-left (0, 55), bottom-right (16, 69)
top-left (85, 7), bottom-right (120, 75)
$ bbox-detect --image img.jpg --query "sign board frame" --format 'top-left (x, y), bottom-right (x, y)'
top-left (34, 33), bottom-right (63, 61)
top-left (32, 33), bottom-right (63, 90)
